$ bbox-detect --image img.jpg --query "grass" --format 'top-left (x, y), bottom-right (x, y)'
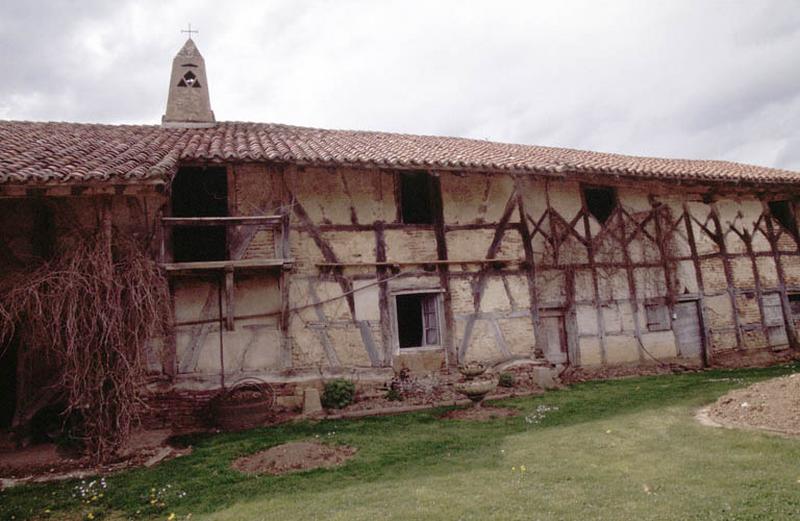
top-left (3, 362), bottom-right (800, 520)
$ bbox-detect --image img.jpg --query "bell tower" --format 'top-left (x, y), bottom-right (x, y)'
top-left (162, 31), bottom-right (215, 128)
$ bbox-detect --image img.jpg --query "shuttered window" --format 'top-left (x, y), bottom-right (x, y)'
top-left (645, 302), bottom-right (670, 332)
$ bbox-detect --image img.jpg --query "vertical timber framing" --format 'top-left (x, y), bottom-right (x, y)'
top-left (429, 171), bottom-right (456, 366)
top-left (761, 199), bottom-right (799, 349)
top-left (682, 202), bottom-right (711, 365)
top-left (514, 175), bottom-right (545, 359)
top-left (708, 201), bottom-right (744, 349)
top-left (457, 185), bottom-right (519, 361)
top-left (578, 181), bottom-right (608, 365)
top-left (375, 221), bottom-right (394, 365)
top-left (616, 206), bottom-right (646, 363)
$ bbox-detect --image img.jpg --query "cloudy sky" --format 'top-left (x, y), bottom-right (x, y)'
top-left (2, 1), bottom-right (800, 169)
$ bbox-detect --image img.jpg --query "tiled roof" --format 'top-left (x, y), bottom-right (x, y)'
top-left (1, 120), bottom-right (799, 186)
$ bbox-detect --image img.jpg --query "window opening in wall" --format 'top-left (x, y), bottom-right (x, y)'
top-left (400, 171), bottom-right (434, 224)
top-left (645, 302), bottom-right (671, 332)
top-left (396, 293), bottom-right (440, 348)
top-left (788, 293), bottom-right (800, 318)
top-left (171, 166), bottom-right (228, 262)
top-left (583, 186), bottom-right (617, 225)
top-left (768, 200), bottom-right (797, 236)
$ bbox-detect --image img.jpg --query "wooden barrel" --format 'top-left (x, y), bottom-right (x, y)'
top-left (210, 379), bottom-right (275, 431)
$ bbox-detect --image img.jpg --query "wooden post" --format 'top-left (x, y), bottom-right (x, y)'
top-left (709, 202), bottom-right (744, 349)
top-left (513, 175), bottom-right (544, 359)
top-left (217, 275), bottom-right (225, 389)
top-left (99, 196), bottom-right (113, 271)
top-left (761, 202), bottom-right (799, 349)
top-left (682, 203), bottom-right (711, 366)
top-left (224, 267), bottom-right (235, 331)
top-left (281, 210), bottom-right (291, 261)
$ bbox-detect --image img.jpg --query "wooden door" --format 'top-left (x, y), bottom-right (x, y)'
top-left (541, 312), bottom-right (568, 364)
top-left (762, 293), bottom-right (789, 348)
top-left (673, 301), bottom-right (703, 359)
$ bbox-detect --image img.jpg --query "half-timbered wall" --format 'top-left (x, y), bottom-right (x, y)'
top-left (2, 163), bottom-right (799, 392)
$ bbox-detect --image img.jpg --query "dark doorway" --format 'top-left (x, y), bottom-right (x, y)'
top-left (0, 333), bottom-right (19, 428)
top-left (171, 167), bottom-right (228, 262)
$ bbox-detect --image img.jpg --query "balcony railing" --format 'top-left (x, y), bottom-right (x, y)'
top-left (159, 213), bottom-right (292, 273)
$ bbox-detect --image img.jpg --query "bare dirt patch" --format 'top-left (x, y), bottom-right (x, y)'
top-left (232, 441), bottom-right (356, 475)
top-left (560, 363), bottom-right (698, 384)
top-left (0, 429), bottom-right (191, 487)
top-left (705, 373), bottom-right (800, 436)
top-left (440, 406), bottom-right (519, 421)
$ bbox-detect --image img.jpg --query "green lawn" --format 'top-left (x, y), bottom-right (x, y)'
top-left (3, 363), bottom-right (800, 521)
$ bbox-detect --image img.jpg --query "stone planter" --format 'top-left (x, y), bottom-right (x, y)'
top-left (458, 362), bottom-right (487, 380)
top-left (454, 378), bottom-right (497, 408)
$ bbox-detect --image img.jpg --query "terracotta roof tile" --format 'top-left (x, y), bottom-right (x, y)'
top-left (1, 120), bottom-right (798, 185)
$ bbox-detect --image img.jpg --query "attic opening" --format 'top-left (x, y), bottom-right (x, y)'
top-left (395, 293), bottom-right (441, 349)
top-left (768, 200), bottom-right (797, 236)
top-left (171, 166), bottom-right (228, 262)
top-left (178, 70), bottom-right (201, 88)
top-left (583, 186), bottom-right (617, 225)
top-left (400, 171), bottom-right (435, 224)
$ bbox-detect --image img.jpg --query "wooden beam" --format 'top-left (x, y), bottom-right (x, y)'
top-left (161, 215), bottom-right (283, 226)
top-left (513, 174), bottom-right (544, 360)
top-left (316, 258), bottom-right (522, 268)
top-left (709, 203), bottom-right (744, 349)
top-left (430, 173), bottom-right (456, 367)
top-left (224, 268), bottom-right (235, 331)
top-left (161, 258), bottom-right (291, 272)
top-left (579, 182), bottom-right (608, 365)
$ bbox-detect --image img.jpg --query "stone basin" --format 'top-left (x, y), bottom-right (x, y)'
top-left (454, 378), bottom-right (497, 407)
top-left (458, 362), bottom-right (487, 379)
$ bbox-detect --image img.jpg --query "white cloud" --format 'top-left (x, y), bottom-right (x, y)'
top-left (1, 0), bottom-right (799, 169)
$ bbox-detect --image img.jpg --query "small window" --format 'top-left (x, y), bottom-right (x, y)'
top-left (584, 186), bottom-right (617, 225)
top-left (395, 293), bottom-right (441, 348)
top-left (768, 200), bottom-right (797, 236)
top-left (788, 294), bottom-right (800, 317)
top-left (178, 70), bottom-right (201, 88)
top-left (645, 302), bottom-right (670, 332)
top-left (400, 171), bottom-right (434, 224)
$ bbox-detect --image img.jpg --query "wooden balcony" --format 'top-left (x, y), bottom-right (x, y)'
top-left (159, 213), bottom-right (292, 274)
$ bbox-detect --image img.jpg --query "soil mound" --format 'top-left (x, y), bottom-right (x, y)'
top-left (706, 374), bottom-right (800, 436)
top-left (441, 406), bottom-right (518, 421)
top-left (232, 441), bottom-right (356, 475)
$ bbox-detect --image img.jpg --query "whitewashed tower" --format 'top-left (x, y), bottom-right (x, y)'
top-left (162, 28), bottom-right (215, 127)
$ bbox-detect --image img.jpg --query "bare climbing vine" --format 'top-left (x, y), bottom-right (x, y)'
top-left (0, 234), bottom-right (170, 463)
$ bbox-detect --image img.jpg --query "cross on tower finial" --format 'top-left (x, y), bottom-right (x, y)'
top-left (181, 23), bottom-right (198, 39)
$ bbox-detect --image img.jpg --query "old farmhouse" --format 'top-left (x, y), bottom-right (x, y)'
top-left (2, 38), bottom-right (800, 429)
